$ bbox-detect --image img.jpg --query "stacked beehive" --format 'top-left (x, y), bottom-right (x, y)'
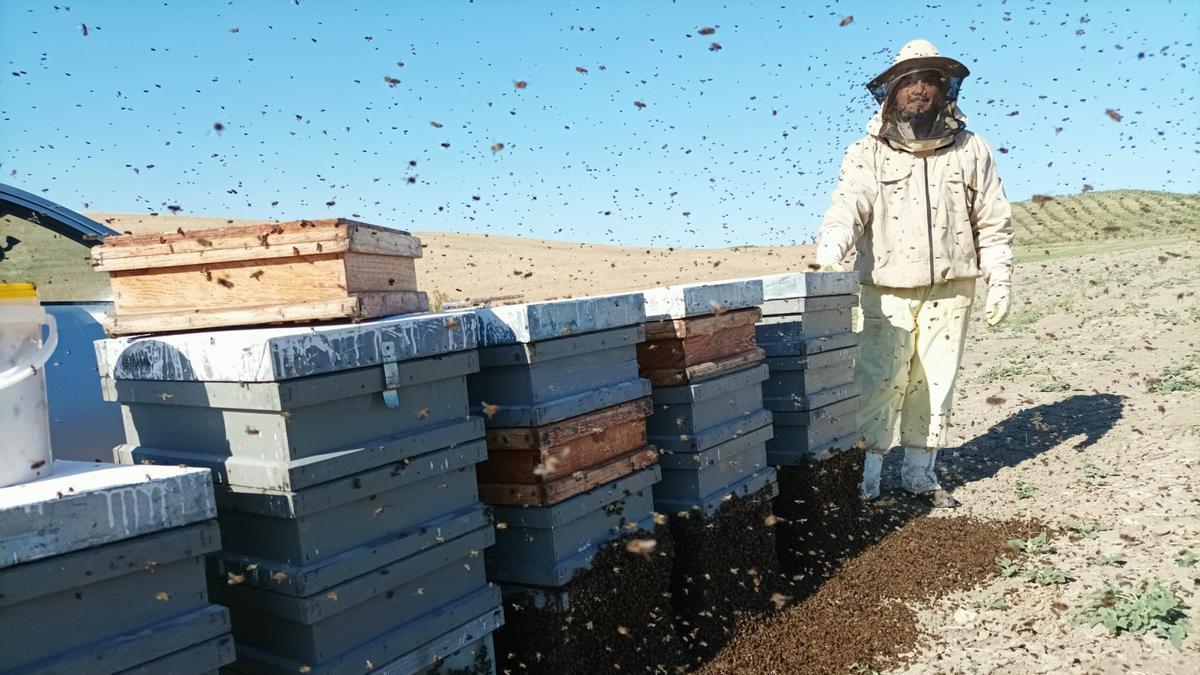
top-left (89, 220), bottom-right (503, 673)
top-left (466, 294), bottom-right (675, 673)
top-left (752, 271), bottom-right (864, 589)
top-left (95, 314), bottom-right (503, 674)
top-left (0, 461), bottom-right (235, 673)
top-left (637, 279), bottom-right (781, 656)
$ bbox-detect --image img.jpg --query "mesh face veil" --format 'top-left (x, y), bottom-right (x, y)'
top-left (875, 69), bottom-right (966, 150)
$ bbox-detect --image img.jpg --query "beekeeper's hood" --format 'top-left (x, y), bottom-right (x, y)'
top-left (865, 39), bottom-right (970, 153)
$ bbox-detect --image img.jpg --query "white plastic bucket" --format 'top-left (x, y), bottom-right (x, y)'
top-left (0, 283), bottom-right (58, 488)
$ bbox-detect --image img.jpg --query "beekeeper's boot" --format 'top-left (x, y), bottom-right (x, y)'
top-left (861, 451), bottom-right (885, 502)
top-left (901, 446), bottom-right (960, 508)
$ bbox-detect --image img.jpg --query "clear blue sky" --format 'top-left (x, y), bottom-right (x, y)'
top-left (2, 1), bottom-right (1196, 247)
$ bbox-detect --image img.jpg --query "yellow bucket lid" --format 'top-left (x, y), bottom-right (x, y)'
top-left (0, 283), bottom-right (39, 300)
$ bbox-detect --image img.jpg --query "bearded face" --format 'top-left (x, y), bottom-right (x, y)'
top-left (891, 71), bottom-right (944, 122)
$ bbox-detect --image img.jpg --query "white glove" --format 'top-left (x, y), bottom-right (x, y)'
top-left (985, 266), bottom-right (1012, 326)
top-left (814, 252), bottom-right (847, 273)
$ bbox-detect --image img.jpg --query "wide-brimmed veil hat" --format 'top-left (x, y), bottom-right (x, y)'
top-left (866, 39), bottom-right (969, 104)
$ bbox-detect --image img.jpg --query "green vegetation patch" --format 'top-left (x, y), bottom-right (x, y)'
top-left (1075, 580), bottom-right (1191, 649)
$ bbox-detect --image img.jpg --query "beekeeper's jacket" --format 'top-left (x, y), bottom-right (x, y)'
top-left (817, 108), bottom-right (1014, 289)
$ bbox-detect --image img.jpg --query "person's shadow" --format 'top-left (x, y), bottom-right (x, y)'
top-left (866, 392), bottom-right (1126, 544)
top-left (777, 392), bottom-right (1126, 602)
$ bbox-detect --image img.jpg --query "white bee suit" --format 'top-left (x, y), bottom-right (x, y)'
top-left (816, 40), bottom-right (1014, 503)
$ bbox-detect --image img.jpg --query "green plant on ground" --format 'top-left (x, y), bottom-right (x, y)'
top-left (1009, 532), bottom-right (1053, 554)
top-left (1038, 377), bottom-right (1072, 393)
top-left (996, 556), bottom-right (1021, 577)
top-left (1176, 550), bottom-right (1199, 568)
top-left (1022, 565), bottom-right (1074, 585)
top-left (1090, 553), bottom-right (1128, 567)
top-left (1146, 352), bottom-right (1200, 393)
top-left (979, 359), bottom-right (1040, 383)
top-left (1014, 481), bottom-right (1038, 500)
top-left (999, 306), bottom-right (1042, 332)
top-left (970, 597), bottom-right (1009, 611)
top-left (1078, 461), bottom-right (1110, 487)
top-left (1063, 520), bottom-right (1111, 540)
top-left (848, 662), bottom-right (881, 675)
top-left (1075, 580), bottom-right (1191, 649)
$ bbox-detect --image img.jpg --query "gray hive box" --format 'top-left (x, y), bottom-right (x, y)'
top-left (655, 422), bottom-right (773, 507)
top-left (755, 271), bottom-right (859, 300)
top-left (645, 363), bottom-right (770, 448)
top-left (468, 325), bottom-right (650, 428)
top-left (0, 460), bottom-right (234, 674)
top-left (210, 523), bottom-right (495, 672)
top-left (759, 292), bottom-right (858, 318)
top-left (226, 587), bottom-right (502, 675)
top-left (475, 293), bottom-right (644, 345)
top-left (95, 311), bottom-right (479, 383)
top-left (757, 329), bottom-right (857, 359)
top-left (486, 465), bottom-right (660, 587)
top-left (365, 623), bottom-right (500, 675)
top-left (642, 279), bottom-right (764, 321)
top-left (105, 349), bottom-right (483, 494)
top-left (0, 460), bottom-right (215, 567)
top-left (761, 344), bottom-right (857, 402)
top-left (205, 441), bottom-right (485, 567)
top-left (654, 466), bottom-right (779, 520)
top-left (756, 306), bottom-right (854, 341)
top-left (769, 395), bottom-right (860, 463)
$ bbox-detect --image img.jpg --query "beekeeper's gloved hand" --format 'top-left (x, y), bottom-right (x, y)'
top-left (985, 266), bottom-right (1012, 326)
top-left (814, 252), bottom-right (847, 273)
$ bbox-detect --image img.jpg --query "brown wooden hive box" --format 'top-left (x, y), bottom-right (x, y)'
top-left (638, 307), bottom-right (765, 386)
top-left (476, 397), bottom-right (658, 506)
top-left (90, 218), bottom-right (428, 335)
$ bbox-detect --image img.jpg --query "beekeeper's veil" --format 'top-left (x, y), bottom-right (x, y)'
top-left (867, 39), bottom-right (970, 152)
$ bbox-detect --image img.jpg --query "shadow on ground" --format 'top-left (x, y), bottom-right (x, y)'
top-left (787, 393), bottom-right (1126, 599)
top-left (878, 392), bottom-right (1126, 517)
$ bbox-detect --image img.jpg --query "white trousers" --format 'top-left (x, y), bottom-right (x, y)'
top-left (856, 279), bottom-right (976, 497)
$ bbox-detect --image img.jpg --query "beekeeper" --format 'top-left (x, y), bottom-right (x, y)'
top-left (815, 39), bottom-right (1014, 508)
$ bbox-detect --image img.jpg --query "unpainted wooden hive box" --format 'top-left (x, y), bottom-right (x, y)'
top-left (90, 218), bottom-right (427, 335)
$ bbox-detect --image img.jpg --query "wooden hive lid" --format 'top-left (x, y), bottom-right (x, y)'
top-left (91, 218), bottom-right (422, 272)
